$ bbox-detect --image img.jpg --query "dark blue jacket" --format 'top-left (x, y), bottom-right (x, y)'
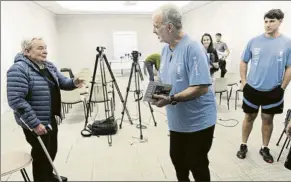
top-left (7, 53), bottom-right (76, 129)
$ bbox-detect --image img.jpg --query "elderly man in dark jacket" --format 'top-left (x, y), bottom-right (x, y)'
top-left (7, 37), bottom-right (84, 182)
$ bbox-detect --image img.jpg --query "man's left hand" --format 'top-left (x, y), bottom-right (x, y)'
top-left (152, 94), bottom-right (170, 107)
top-left (73, 77), bottom-right (85, 88)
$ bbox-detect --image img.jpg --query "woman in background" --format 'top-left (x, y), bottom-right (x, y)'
top-left (201, 33), bottom-right (219, 77)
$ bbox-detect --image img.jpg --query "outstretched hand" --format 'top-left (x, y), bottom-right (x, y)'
top-left (73, 77), bottom-right (85, 88)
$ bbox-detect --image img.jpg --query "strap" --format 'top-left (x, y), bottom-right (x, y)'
top-left (81, 126), bottom-right (92, 137)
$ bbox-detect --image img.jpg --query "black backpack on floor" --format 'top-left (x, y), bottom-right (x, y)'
top-left (81, 116), bottom-right (118, 137)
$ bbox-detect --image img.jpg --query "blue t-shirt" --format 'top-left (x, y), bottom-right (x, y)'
top-left (159, 34), bottom-right (217, 133)
top-left (242, 34), bottom-right (291, 91)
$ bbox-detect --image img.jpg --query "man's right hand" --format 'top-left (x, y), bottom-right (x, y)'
top-left (33, 124), bottom-right (47, 135)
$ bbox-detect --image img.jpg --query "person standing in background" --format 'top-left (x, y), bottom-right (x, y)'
top-left (201, 33), bottom-right (219, 77)
top-left (214, 33), bottom-right (230, 77)
top-left (237, 9), bottom-right (291, 164)
top-left (144, 53), bottom-right (161, 81)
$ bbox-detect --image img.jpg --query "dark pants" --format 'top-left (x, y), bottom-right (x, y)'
top-left (23, 117), bottom-right (58, 182)
top-left (170, 125), bottom-right (215, 182)
top-left (219, 60), bottom-right (227, 77)
top-left (145, 61), bottom-right (155, 81)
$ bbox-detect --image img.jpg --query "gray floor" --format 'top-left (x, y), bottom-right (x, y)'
top-left (1, 71), bottom-right (291, 181)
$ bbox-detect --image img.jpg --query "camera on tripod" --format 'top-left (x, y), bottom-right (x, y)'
top-left (96, 46), bottom-right (106, 53)
top-left (131, 50), bottom-right (141, 62)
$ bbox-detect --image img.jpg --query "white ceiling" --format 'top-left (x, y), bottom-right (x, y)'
top-left (33, 1), bottom-right (212, 15)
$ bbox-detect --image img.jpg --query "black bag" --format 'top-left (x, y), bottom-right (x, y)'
top-left (87, 116), bottom-right (118, 136)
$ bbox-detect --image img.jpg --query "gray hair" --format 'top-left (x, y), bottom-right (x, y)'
top-left (154, 4), bottom-right (183, 30)
top-left (21, 37), bottom-right (43, 53)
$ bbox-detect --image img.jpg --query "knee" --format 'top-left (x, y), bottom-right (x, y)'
top-left (245, 113), bottom-right (258, 123)
top-left (261, 114), bottom-right (274, 125)
top-left (262, 119), bottom-right (273, 126)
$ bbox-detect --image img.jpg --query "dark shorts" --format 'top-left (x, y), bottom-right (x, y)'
top-left (242, 83), bottom-right (284, 114)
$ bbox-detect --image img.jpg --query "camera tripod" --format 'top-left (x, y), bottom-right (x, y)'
top-left (119, 50), bottom-right (157, 140)
top-left (81, 47), bottom-right (132, 146)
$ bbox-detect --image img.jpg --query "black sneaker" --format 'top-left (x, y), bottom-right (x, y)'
top-left (259, 147), bottom-right (274, 163)
top-left (237, 144), bottom-right (248, 159)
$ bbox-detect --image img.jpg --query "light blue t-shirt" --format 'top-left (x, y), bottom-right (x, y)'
top-left (242, 34), bottom-right (291, 91)
top-left (159, 34), bottom-right (217, 133)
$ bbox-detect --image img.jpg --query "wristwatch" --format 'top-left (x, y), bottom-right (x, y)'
top-left (169, 95), bottom-right (178, 105)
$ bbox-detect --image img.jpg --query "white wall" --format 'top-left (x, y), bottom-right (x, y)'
top-left (1, 1), bottom-right (58, 114)
top-left (56, 15), bottom-right (164, 72)
top-left (183, 1), bottom-right (291, 73)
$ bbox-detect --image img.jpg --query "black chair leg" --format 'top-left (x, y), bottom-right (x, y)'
top-left (235, 91), bottom-right (238, 110)
top-left (229, 86), bottom-right (233, 100)
top-left (62, 103), bottom-right (66, 118)
top-left (83, 101), bottom-right (87, 118)
top-left (286, 139), bottom-right (290, 149)
top-left (226, 91), bottom-right (229, 110)
top-left (20, 169), bottom-right (30, 182)
top-left (220, 93), bottom-right (222, 105)
top-left (276, 128), bottom-right (286, 146)
top-left (277, 136), bottom-right (289, 162)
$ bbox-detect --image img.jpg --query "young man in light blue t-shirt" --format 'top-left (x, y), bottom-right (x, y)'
top-left (237, 9), bottom-right (291, 163)
top-left (151, 4), bottom-right (217, 182)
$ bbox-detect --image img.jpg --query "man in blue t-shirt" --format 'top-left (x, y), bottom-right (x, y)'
top-left (237, 9), bottom-right (291, 164)
top-left (151, 4), bottom-right (217, 181)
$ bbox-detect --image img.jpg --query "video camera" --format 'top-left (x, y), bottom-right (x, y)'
top-left (131, 50), bottom-right (141, 62)
top-left (96, 46), bottom-right (106, 53)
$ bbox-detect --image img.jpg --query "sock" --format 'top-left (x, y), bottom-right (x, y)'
top-left (262, 145), bottom-right (268, 149)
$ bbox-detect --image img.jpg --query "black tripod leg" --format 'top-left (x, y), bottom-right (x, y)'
top-left (20, 169), bottom-right (30, 182)
top-left (135, 66), bottom-right (143, 140)
top-left (148, 102), bottom-right (157, 126)
top-left (136, 61), bottom-right (144, 81)
top-left (112, 82), bottom-right (116, 111)
top-left (103, 55), bottom-right (132, 124)
top-left (83, 53), bottom-right (100, 130)
top-left (120, 62), bottom-right (135, 128)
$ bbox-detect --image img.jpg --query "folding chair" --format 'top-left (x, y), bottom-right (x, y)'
top-left (276, 109), bottom-right (291, 162)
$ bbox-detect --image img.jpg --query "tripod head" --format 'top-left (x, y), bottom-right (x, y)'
top-left (131, 50), bottom-right (141, 63)
top-left (96, 46), bottom-right (106, 54)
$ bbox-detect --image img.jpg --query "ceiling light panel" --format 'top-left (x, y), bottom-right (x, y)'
top-left (56, 1), bottom-right (192, 13)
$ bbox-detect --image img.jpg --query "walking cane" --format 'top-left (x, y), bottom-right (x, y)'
top-left (19, 117), bottom-right (62, 182)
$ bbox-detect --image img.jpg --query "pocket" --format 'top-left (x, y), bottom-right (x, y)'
top-left (279, 86), bottom-right (285, 98)
top-left (269, 85), bottom-right (284, 100)
top-left (243, 83), bottom-right (248, 92)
